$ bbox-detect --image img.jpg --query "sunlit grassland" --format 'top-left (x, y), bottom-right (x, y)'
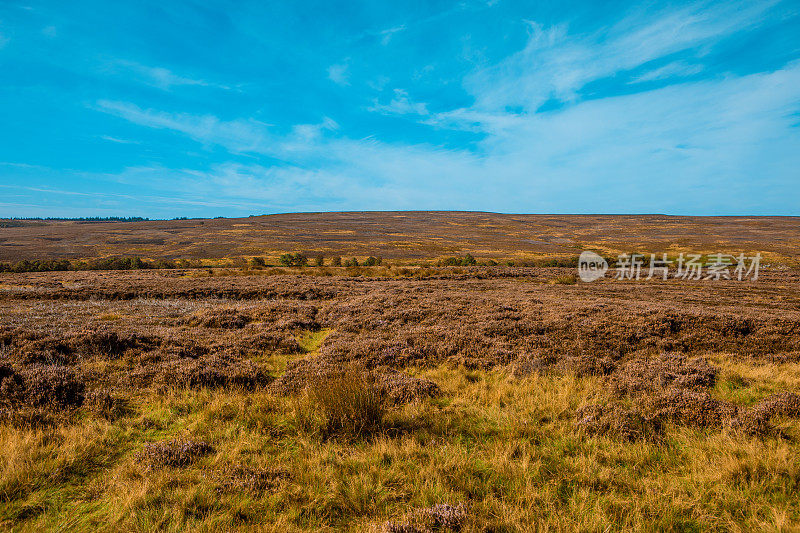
top-left (2, 354), bottom-right (799, 532)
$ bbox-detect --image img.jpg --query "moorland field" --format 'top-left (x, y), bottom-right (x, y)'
top-left (2, 212), bottom-right (799, 265)
top-left (1, 212), bottom-right (800, 531)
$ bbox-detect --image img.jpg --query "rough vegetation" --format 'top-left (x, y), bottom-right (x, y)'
top-left (1, 266), bottom-right (800, 530)
top-left (136, 439), bottom-right (214, 470)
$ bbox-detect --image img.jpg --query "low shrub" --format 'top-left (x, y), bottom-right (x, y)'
top-left (17, 364), bottom-right (86, 409)
top-left (610, 354), bottom-right (718, 396)
top-left (183, 308), bottom-right (251, 329)
top-left (84, 389), bottom-right (130, 420)
top-left (639, 389), bottom-right (739, 427)
top-left (383, 503), bottom-right (468, 532)
top-left (301, 366), bottom-right (387, 438)
top-left (373, 368), bottom-right (441, 404)
top-left (155, 353), bottom-right (274, 390)
top-left (0, 364), bottom-right (25, 407)
top-left (216, 465), bottom-right (290, 494)
top-left (136, 439), bottom-right (214, 470)
top-left (576, 403), bottom-right (663, 442)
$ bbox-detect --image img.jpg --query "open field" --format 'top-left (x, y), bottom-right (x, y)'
top-left (2, 213), bottom-right (799, 265)
top-left (1, 263), bottom-right (800, 531)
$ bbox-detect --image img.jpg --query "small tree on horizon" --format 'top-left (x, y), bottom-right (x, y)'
top-left (278, 252), bottom-right (308, 267)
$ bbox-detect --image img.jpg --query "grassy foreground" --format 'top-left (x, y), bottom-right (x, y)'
top-left (2, 354), bottom-right (799, 532)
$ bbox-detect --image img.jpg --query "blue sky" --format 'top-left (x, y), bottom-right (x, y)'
top-left (1, 0), bottom-right (799, 218)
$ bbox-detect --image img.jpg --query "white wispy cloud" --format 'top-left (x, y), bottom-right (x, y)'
top-left (379, 25), bottom-right (405, 45)
top-left (460, 0), bottom-right (781, 115)
top-left (111, 60), bottom-right (230, 91)
top-left (95, 100), bottom-right (272, 152)
top-left (327, 62), bottom-right (350, 86)
top-left (99, 135), bottom-right (140, 144)
top-left (369, 89), bottom-right (429, 116)
top-left (630, 60), bottom-right (705, 83)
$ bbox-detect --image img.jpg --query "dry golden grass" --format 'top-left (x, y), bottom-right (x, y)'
top-left (2, 267), bottom-right (800, 530)
top-left (1, 361), bottom-right (798, 531)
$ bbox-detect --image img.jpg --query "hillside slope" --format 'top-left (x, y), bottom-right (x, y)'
top-left (1, 212), bottom-right (798, 262)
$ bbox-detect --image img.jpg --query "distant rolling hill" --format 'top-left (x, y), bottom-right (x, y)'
top-left (1, 212), bottom-right (798, 263)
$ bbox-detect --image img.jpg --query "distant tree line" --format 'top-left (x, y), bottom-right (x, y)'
top-left (0, 253), bottom-right (601, 273)
top-left (0, 257), bottom-right (204, 273)
top-left (432, 255), bottom-right (597, 268)
top-left (436, 254), bottom-right (477, 267)
top-left (3, 216), bottom-right (150, 223)
top-left (271, 253), bottom-right (384, 268)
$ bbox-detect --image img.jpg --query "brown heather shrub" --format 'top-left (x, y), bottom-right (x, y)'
top-left (0, 272), bottom-right (342, 301)
top-left (6, 327), bottom-right (160, 366)
top-left (136, 439), bottom-right (214, 470)
top-left (272, 357), bottom-right (440, 404)
top-left (575, 403), bottom-right (663, 442)
top-left (83, 388), bottom-right (130, 420)
top-left (727, 410), bottom-right (778, 438)
top-left (383, 503), bottom-right (468, 533)
top-left (0, 364), bottom-right (25, 406)
top-left (70, 327), bottom-right (158, 357)
top-left (215, 465), bottom-right (290, 494)
top-left (511, 353), bottom-right (558, 378)
top-left (154, 353), bottom-right (274, 390)
top-left (183, 308), bottom-right (251, 329)
top-left (752, 391), bottom-right (800, 419)
top-left (560, 354), bottom-right (617, 377)
top-left (372, 368), bottom-right (441, 403)
top-left (639, 389), bottom-right (739, 428)
top-left (13, 337), bottom-right (76, 365)
top-left (610, 353), bottom-right (718, 396)
top-left (254, 302), bottom-right (320, 331)
top-left (16, 364), bottom-right (85, 409)
top-left (236, 330), bottom-right (302, 355)
top-left (269, 357), bottom-right (341, 396)
top-left (312, 283), bottom-right (800, 369)
top-left (727, 392), bottom-right (800, 438)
